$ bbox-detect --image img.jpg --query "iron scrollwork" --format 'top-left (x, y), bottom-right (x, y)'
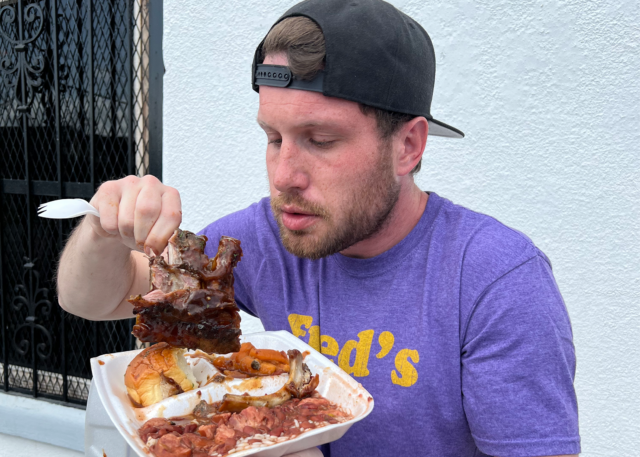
top-left (0, 1), bottom-right (46, 114)
top-left (11, 257), bottom-right (53, 360)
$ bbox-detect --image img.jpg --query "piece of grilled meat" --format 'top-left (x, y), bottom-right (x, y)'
top-left (130, 230), bottom-right (243, 354)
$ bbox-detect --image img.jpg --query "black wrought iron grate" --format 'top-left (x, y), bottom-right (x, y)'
top-left (0, 0), bottom-right (163, 406)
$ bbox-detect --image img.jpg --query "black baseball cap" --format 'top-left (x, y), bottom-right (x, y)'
top-left (252, 0), bottom-right (464, 139)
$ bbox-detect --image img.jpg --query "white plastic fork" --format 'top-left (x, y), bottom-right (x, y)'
top-left (38, 199), bottom-right (100, 219)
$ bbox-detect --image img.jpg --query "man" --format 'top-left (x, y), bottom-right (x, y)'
top-left (58, 1), bottom-right (580, 456)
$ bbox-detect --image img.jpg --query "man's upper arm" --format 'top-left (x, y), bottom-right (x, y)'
top-left (461, 255), bottom-right (580, 457)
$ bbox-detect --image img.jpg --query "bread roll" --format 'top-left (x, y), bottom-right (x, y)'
top-left (124, 342), bottom-right (197, 407)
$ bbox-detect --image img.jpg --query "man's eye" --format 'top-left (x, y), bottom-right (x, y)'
top-left (268, 139), bottom-right (282, 146)
top-left (310, 139), bottom-right (335, 148)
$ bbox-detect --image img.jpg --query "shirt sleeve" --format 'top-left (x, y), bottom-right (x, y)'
top-left (461, 255), bottom-right (580, 457)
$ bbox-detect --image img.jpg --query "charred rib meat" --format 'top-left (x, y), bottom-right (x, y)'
top-left (130, 230), bottom-right (243, 354)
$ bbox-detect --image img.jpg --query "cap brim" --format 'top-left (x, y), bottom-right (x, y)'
top-left (428, 118), bottom-right (464, 138)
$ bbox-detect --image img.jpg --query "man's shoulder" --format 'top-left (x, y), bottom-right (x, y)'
top-left (430, 195), bottom-right (554, 331)
top-left (433, 194), bottom-right (548, 280)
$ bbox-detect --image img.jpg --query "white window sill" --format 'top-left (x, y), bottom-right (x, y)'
top-left (0, 432), bottom-right (83, 456)
top-left (0, 392), bottom-right (85, 452)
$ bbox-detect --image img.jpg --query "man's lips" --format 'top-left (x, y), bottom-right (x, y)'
top-left (280, 206), bottom-right (320, 231)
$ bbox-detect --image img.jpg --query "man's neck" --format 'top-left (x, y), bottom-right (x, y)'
top-left (339, 182), bottom-right (428, 259)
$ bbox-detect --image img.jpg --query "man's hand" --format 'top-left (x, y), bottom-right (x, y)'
top-left (87, 175), bottom-right (182, 255)
top-left (57, 175), bottom-right (182, 321)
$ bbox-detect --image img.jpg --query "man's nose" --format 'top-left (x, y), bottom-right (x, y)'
top-left (272, 139), bottom-right (310, 192)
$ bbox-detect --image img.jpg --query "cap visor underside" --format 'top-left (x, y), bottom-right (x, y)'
top-left (428, 118), bottom-right (464, 138)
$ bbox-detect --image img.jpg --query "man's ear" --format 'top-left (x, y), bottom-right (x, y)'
top-left (395, 117), bottom-right (428, 177)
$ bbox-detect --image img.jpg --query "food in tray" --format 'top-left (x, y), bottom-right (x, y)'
top-left (218, 348), bottom-right (318, 413)
top-left (140, 395), bottom-right (351, 457)
top-left (130, 230), bottom-right (243, 354)
top-left (125, 343), bottom-right (197, 407)
top-left (124, 343), bottom-right (315, 410)
top-left (124, 229), bottom-right (317, 411)
top-left (138, 350), bottom-right (349, 457)
top-left (109, 231), bottom-right (368, 455)
top-left (189, 342), bottom-right (291, 378)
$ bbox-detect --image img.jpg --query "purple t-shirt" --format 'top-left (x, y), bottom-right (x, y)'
top-left (200, 192), bottom-right (580, 457)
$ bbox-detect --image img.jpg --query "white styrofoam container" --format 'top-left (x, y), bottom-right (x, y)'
top-left (90, 330), bottom-right (374, 457)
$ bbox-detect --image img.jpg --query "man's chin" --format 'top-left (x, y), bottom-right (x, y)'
top-left (278, 227), bottom-right (337, 260)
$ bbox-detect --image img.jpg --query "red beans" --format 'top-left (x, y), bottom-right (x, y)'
top-left (140, 394), bottom-right (351, 456)
top-left (270, 426), bottom-right (284, 437)
top-left (243, 426), bottom-right (258, 435)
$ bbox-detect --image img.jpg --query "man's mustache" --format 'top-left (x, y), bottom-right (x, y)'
top-left (271, 193), bottom-right (330, 219)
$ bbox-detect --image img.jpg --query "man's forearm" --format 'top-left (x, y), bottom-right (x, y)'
top-left (57, 218), bottom-right (141, 320)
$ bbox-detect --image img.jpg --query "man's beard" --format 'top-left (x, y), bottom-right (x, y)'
top-left (270, 143), bottom-right (401, 260)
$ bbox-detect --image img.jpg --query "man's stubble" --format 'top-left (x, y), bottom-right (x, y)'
top-left (270, 142), bottom-right (401, 260)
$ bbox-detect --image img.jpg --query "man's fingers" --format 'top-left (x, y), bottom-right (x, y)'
top-left (92, 181), bottom-right (121, 236)
top-left (144, 187), bottom-right (182, 256)
top-left (118, 177), bottom-right (143, 241)
top-left (85, 175), bottom-right (179, 255)
top-left (133, 183), bottom-right (163, 251)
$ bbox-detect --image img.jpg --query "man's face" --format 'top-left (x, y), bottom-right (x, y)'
top-left (258, 56), bottom-right (401, 260)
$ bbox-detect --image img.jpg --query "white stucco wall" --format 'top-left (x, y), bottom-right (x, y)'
top-left (163, 1), bottom-right (639, 455)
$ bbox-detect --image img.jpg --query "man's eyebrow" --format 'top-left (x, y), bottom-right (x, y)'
top-left (299, 122), bottom-right (333, 128)
top-left (256, 119), bottom-right (271, 129)
top-left (256, 119), bottom-right (344, 130)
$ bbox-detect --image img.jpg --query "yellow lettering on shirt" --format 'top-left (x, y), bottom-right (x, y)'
top-left (391, 349), bottom-right (419, 387)
top-left (308, 325), bottom-right (321, 352)
top-left (320, 334), bottom-right (339, 362)
top-left (286, 313), bottom-right (420, 387)
top-left (338, 330), bottom-right (374, 377)
top-left (288, 314), bottom-right (313, 338)
top-left (376, 331), bottom-right (395, 359)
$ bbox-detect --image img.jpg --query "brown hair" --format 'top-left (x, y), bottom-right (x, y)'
top-left (262, 17), bottom-right (421, 174)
